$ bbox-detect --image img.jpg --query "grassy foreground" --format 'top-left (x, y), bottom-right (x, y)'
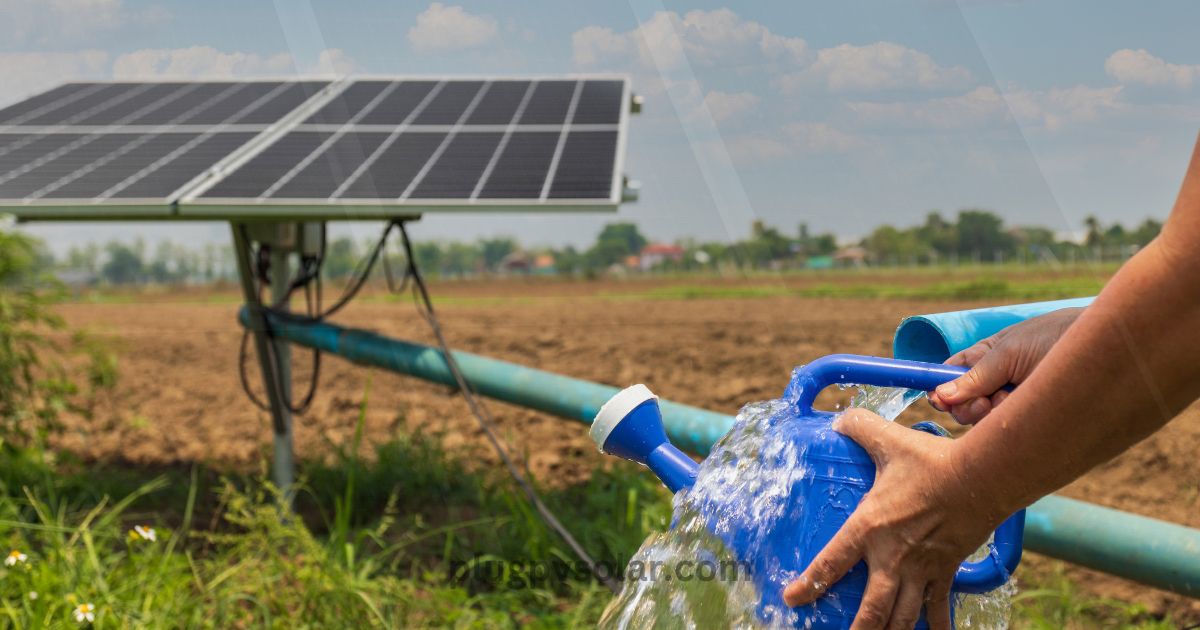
top-left (0, 420), bottom-right (1184, 629)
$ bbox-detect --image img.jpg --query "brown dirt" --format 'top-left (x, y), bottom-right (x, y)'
top-left (51, 277), bottom-right (1200, 620)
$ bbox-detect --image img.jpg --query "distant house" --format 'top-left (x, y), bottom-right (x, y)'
top-left (498, 251), bottom-right (533, 274)
top-left (638, 243), bottom-right (685, 271)
top-left (532, 253), bottom-right (557, 275)
top-left (834, 246), bottom-right (868, 268)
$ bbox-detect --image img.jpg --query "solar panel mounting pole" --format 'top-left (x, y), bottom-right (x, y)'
top-left (230, 223), bottom-right (296, 506)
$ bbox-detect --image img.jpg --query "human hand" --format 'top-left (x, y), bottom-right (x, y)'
top-left (928, 307), bottom-right (1084, 424)
top-left (781, 409), bottom-right (1003, 629)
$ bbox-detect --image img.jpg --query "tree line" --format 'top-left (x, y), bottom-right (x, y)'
top-left (41, 209), bottom-right (1162, 286)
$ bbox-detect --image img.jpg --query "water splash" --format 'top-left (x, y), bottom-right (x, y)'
top-left (598, 379), bottom-right (1014, 629)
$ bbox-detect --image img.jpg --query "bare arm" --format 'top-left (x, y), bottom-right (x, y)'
top-left (956, 137), bottom-right (1200, 516)
top-left (783, 134), bottom-right (1200, 629)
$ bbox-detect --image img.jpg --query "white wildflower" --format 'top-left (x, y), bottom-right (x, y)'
top-left (4, 550), bottom-right (27, 566)
top-left (131, 525), bottom-right (157, 542)
top-left (74, 603), bottom-right (95, 623)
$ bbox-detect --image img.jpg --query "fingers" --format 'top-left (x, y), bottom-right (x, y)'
top-left (885, 581), bottom-right (926, 630)
top-left (933, 348), bottom-right (1013, 411)
top-left (850, 571), bottom-right (899, 630)
top-left (923, 581), bottom-right (954, 630)
top-left (832, 408), bottom-right (900, 458)
top-left (783, 523), bottom-right (864, 607)
top-left (949, 396), bottom-right (992, 425)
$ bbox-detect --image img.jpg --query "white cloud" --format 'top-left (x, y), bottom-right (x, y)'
top-left (727, 122), bottom-right (861, 162)
top-left (849, 86), bottom-right (1007, 129)
top-left (112, 46), bottom-right (295, 78)
top-left (783, 122), bottom-right (863, 152)
top-left (408, 3), bottom-right (499, 53)
top-left (777, 42), bottom-right (973, 94)
top-left (1007, 85), bottom-right (1125, 130)
top-left (1105, 49), bottom-right (1198, 89)
top-left (848, 84), bottom-right (1124, 131)
top-left (3, 0), bottom-right (166, 46)
top-left (310, 49), bottom-right (357, 75)
top-left (0, 51), bottom-right (110, 106)
top-left (703, 90), bottom-right (759, 123)
top-left (573, 9), bottom-right (807, 70)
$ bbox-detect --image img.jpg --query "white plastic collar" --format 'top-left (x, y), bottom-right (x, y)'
top-left (590, 384), bottom-right (658, 453)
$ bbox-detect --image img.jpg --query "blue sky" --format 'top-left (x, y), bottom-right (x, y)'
top-left (4, 0), bottom-right (1199, 252)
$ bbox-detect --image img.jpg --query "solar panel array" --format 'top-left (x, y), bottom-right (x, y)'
top-left (0, 81), bottom-right (327, 205)
top-left (0, 77), bottom-right (632, 219)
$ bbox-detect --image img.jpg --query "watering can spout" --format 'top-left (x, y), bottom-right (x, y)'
top-left (590, 385), bottom-right (699, 493)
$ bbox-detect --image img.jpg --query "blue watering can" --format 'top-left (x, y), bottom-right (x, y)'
top-left (590, 354), bottom-right (1025, 628)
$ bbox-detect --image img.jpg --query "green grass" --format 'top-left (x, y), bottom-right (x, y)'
top-left (600, 276), bottom-right (1105, 302)
top-left (0, 417), bottom-right (671, 629)
top-left (0, 431), bottom-right (1190, 628)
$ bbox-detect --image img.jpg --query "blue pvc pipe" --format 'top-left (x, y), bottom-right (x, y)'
top-left (893, 297), bottom-right (1095, 363)
top-left (240, 307), bottom-right (1200, 598)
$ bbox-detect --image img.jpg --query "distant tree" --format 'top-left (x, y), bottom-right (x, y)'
top-left (479, 237), bottom-right (517, 271)
top-left (1084, 215), bottom-right (1103, 248)
top-left (863, 225), bottom-right (922, 262)
top-left (917, 212), bottom-right (957, 257)
top-left (101, 243), bottom-right (144, 285)
top-left (553, 245), bottom-right (584, 275)
top-left (412, 241), bottom-right (443, 275)
top-left (742, 220), bottom-right (792, 267)
top-left (588, 222), bottom-right (647, 267)
top-left (322, 237), bottom-right (359, 279)
top-left (1131, 218), bottom-right (1162, 246)
top-left (441, 242), bottom-right (480, 276)
top-left (956, 210), bottom-right (1012, 259)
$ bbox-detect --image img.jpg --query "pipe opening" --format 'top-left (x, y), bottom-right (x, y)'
top-left (893, 318), bottom-right (952, 363)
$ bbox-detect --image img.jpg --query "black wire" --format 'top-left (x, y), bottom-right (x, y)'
top-left (237, 220), bottom-right (617, 591)
top-left (239, 226), bottom-right (329, 416)
top-left (397, 222), bottom-right (621, 594)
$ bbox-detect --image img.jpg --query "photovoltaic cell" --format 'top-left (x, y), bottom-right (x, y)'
top-left (0, 133), bottom-right (87, 181)
top-left (270, 132), bottom-right (390, 198)
top-left (45, 133), bottom-right (199, 199)
top-left (412, 81), bottom-right (484, 125)
top-left (519, 81), bottom-right (576, 125)
top-left (18, 83), bottom-right (143, 126)
top-left (177, 82), bottom-right (285, 125)
top-left (478, 132), bottom-right (558, 199)
top-left (72, 83), bottom-right (189, 125)
top-left (304, 81), bottom-right (392, 125)
top-left (112, 132), bottom-right (258, 198)
top-left (571, 80), bottom-right (624, 124)
top-left (355, 81), bottom-right (438, 125)
top-left (465, 81), bottom-right (530, 125)
top-left (0, 83), bottom-right (91, 125)
top-left (548, 131), bottom-right (617, 199)
top-left (127, 82), bottom-right (238, 125)
top-left (235, 81), bottom-right (328, 125)
top-left (200, 131), bottom-right (331, 198)
top-left (0, 133), bottom-right (138, 199)
top-left (410, 132), bottom-right (503, 198)
top-left (337, 132), bottom-right (445, 199)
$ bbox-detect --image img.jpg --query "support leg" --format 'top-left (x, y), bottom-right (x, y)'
top-left (230, 223), bottom-right (296, 503)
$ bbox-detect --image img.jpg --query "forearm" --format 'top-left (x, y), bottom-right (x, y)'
top-left (952, 137), bottom-right (1200, 518)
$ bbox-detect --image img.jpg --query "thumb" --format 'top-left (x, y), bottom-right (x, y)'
top-left (933, 351), bottom-right (1012, 407)
top-left (832, 408), bottom-right (899, 458)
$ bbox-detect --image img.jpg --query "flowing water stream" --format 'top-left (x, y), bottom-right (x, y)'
top-left (598, 378), bottom-right (1015, 629)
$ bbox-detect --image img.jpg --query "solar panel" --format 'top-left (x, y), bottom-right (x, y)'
top-left (0, 76), bottom-right (633, 220)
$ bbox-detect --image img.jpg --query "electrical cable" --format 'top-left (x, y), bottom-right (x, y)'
top-left (395, 222), bottom-right (622, 594)
top-left (237, 219), bottom-right (620, 592)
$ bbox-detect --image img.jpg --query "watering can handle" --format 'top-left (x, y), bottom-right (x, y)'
top-left (793, 354), bottom-right (1024, 594)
